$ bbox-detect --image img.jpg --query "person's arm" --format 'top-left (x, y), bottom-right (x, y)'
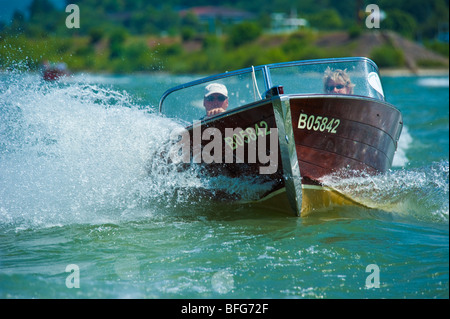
top-left (206, 107), bottom-right (226, 117)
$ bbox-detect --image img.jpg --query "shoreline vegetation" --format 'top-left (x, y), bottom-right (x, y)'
top-left (0, 1), bottom-right (448, 75)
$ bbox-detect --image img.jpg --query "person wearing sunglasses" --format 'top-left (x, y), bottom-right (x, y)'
top-left (203, 83), bottom-right (229, 118)
top-left (323, 67), bottom-right (355, 95)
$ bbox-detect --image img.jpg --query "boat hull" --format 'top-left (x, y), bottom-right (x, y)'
top-left (183, 94), bottom-right (403, 216)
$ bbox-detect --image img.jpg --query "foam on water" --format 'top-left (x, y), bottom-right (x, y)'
top-left (0, 72), bottom-right (176, 229)
top-left (392, 126), bottom-right (412, 167)
top-left (417, 77), bottom-right (449, 88)
top-left (320, 161), bottom-right (449, 224)
top-left (0, 72), bottom-right (273, 231)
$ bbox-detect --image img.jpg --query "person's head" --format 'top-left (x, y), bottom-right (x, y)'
top-left (203, 83), bottom-right (229, 115)
top-left (323, 68), bottom-right (355, 94)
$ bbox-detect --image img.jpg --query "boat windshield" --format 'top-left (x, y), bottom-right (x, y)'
top-left (159, 57), bottom-right (385, 124)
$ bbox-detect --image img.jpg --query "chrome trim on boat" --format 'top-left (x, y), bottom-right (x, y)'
top-left (272, 95), bottom-right (303, 216)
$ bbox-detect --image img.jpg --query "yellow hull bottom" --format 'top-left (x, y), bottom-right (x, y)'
top-left (254, 185), bottom-right (368, 217)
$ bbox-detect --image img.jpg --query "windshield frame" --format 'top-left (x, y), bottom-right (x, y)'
top-left (158, 57), bottom-right (385, 123)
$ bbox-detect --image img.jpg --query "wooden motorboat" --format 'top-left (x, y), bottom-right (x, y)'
top-left (158, 57), bottom-right (403, 216)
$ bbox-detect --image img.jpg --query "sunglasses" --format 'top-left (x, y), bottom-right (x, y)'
top-left (206, 95), bottom-right (227, 102)
top-left (326, 84), bottom-right (346, 91)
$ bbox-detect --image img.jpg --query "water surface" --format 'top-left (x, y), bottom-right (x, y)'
top-left (0, 71), bottom-right (448, 299)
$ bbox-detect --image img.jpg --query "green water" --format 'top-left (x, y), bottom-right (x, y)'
top-left (0, 72), bottom-right (448, 299)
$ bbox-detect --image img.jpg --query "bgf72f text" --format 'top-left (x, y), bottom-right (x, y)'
top-left (225, 303), bottom-right (268, 314)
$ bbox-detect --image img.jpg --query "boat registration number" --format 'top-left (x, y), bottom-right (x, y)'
top-left (297, 113), bottom-right (340, 134)
top-left (224, 121), bottom-right (271, 150)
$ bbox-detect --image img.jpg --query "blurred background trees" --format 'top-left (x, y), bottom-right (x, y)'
top-left (0, 0), bottom-right (448, 73)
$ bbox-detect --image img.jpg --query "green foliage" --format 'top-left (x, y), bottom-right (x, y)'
top-left (121, 42), bottom-right (153, 72)
top-left (109, 28), bottom-right (128, 46)
top-left (202, 35), bottom-right (221, 50)
top-left (424, 40), bottom-right (449, 57)
top-left (370, 45), bottom-right (405, 68)
top-left (348, 25), bottom-right (362, 39)
top-left (109, 28), bottom-right (128, 59)
top-left (383, 10), bottom-right (418, 39)
top-left (0, 35), bottom-right (79, 70)
top-left (181, 11), bottom-right (202, 32)
top-left (308, 9), bottom-right (344, 30)
top-left (89, 28), bottom-right (105, 44)
top-left (181, 27), bottom-right (196, 42)
top-left (256, 47), bottom-right (288, 65)
top-left (416, 59), bottom-right (448, 68)
top-left (228, 22), bottom-right (262, 47)
top-left (0, 0), bottom-right (448, 74)
top-left (29, 0), bottom-right (56, 19)
top-left (281, 31), bottom-right (316, 54)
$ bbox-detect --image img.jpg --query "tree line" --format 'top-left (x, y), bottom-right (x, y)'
top-left (0, 0), bottom-right (448, 73)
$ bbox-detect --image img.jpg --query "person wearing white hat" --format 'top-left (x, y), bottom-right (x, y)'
top-left (203, 83), bottom-right (229, 118)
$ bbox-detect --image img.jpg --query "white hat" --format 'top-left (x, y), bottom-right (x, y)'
top-left (204, 83), bottom-right (228, 98)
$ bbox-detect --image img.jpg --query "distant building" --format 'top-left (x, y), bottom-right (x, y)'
top-left (270, 9), bottom-right (308, 34)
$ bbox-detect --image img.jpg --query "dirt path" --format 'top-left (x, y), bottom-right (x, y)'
top-left (316, 30), bottom-right (449, 73)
